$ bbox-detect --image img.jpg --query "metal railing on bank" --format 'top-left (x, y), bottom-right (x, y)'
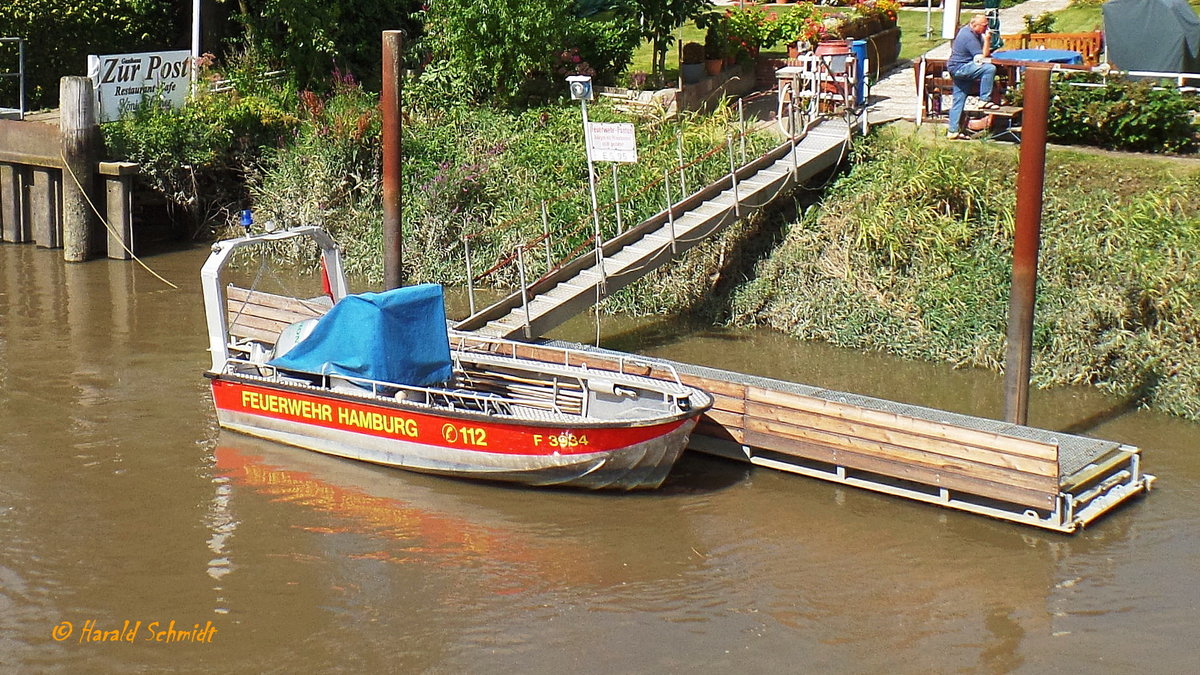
top-left (0, 37), bottom-right (25, 120)
top-left (454, 94), bottom-right (819, 319)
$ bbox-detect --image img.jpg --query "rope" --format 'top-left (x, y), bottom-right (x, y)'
top-left (59, 152), bottom-right (179, 289)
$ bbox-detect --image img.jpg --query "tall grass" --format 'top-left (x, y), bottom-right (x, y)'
top-left (724, 128), bottom-right (1200, 420)
top-left (247, 89), bottom-right (779, 293)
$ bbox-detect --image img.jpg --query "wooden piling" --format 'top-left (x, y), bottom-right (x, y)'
top-left (60, 76), bottom-right (98, 262)
top-left (30, 167), bottom-right (61, 248)
top-left (381, 31), bottom-right (404, 289)
top-left (101, 161), bottom-right (138, 259)
top-left (1005, 67), bottom-right (1050, 426)
top-left (0, 162), bottom-right (26, 241)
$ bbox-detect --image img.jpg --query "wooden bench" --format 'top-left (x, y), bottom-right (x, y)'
top-left (916, 57), bottom-right (1017, 122)
top-left (1000, 31), bottom-right (1103, 67)
top-left (226, 285), bottom-right (332, 347)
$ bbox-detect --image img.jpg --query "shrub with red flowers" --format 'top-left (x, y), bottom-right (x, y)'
top-left (716, 4), bottom-right (808, 62)
top-left (554, 48), bottom-right (597, 78)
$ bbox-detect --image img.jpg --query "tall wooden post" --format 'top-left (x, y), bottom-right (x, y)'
top-left (60, 76), bottom-right (97, 262)
top-left (1004, 66), bottom-right (1051, 426)
top-left (381, 31), bottom-right (404, 289)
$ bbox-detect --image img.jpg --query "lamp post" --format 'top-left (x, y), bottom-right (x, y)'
top-left (568, 75), bottom-right (605, 290)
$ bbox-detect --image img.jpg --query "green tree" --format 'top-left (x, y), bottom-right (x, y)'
top-left (219, 0), bottom-right (422, 91)
top-left (623, 0), bottom-right (714, 74)
top-left (419, 0), bottom-right (573, 104)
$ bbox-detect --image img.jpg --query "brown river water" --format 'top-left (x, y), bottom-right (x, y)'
top-left (1, 241), bottom-right (1197, 673)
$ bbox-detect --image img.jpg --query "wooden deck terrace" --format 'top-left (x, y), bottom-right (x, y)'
top-left (498, 339), bottom-right (1155, 534)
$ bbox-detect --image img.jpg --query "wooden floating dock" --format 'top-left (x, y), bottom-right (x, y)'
top-left (466, 337), bottom-right (1154, 533)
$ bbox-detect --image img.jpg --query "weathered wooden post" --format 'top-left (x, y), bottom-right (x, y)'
top-left (0, 162), bottom-right (25, 242)
top-left (1005, 66), bottom-right (1051, 426)
top-left (31, 168), bottom-right (61, 248)
top-left (381, 30), bottom-right (404, 289)
top-left (60, 76), bottom-right (97, 262)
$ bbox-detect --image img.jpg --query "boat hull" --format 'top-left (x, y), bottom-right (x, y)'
top-left (210, 376), bottom-right (698, 490)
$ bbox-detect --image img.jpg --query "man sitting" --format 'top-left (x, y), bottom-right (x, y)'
top-left (945, 13), bottom-right (999, 140)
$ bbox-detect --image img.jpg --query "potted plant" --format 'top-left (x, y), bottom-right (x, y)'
top-left (703, 23), bottom-right (725, 75)
top-left (680, 41), bottom-right (706, 84)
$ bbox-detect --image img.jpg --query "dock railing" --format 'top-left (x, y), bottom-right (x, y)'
top-left (0, 38), bottom-right (25, 120)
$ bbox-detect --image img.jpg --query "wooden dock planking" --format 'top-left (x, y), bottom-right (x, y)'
top-left (523, 339), bottom-right (1151, 529)
top-left (743, 403), bottom-right (1058, 477)
top-left (744, 387), bottom-right (1059, 462)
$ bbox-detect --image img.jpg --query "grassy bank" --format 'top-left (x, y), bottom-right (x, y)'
top-left (719, 127), bottom-right (1200, 420)
top-left (245, 93), bottom-right (780, 291)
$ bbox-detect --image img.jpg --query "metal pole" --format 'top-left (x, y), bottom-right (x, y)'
top-left (663, 169), bottom-right (677, 253)
top-left (541, 201), bottom-right (552, 269)
top-left (191, 0), bottom-right (200, 88)
top-left (676, 131), bottom-right (687, 199)
top-left (1004, 67), bottom-right (1051, 426)
top-left (580, 97), bottom-right (605, 290)
top-left (728, 136), bottom-right (741, 217)
top-left (916, 58), bottom-right (927, 126)
top-left (381, 31), bottom-right (404, 289)
top-left (463, 237), bottom-right (476, 316)
top-left (517, 245), bottom-right (532, 339)
top-left (789, 103), bottom-right (798, 179)
top-left (738, 98), bottom-right (746, 164)
top-left (18, 39), bottom-right (25, 118)
top-left (612, 164), bottom-right (624, 234)
top-left (942, 0), bottom-right (963, 40)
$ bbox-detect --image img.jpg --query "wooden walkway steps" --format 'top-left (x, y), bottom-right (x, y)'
top-left (490, 338), bottom-right (1154, 533)
top-left (453, 118), bottom-right (853, 339)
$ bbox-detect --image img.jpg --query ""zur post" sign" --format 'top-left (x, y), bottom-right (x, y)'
top-left (86, 50), bottom-right (191, 123)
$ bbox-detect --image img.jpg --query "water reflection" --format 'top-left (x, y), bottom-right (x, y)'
top-left (2, 241), bottom-right (1198, 671)
top-left (211, 433), bottom-right (746, 595)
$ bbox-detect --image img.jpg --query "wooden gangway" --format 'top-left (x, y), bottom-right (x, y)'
top-left (453, 118), bottom-right (853, 339)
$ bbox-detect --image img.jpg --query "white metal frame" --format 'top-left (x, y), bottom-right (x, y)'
top-left (690, 436), bottom-right (1155, 533)
top-left (0, 37), bottom-right (25, 120)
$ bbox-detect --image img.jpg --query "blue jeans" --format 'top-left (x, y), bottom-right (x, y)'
top-left (948, 62), bottom-right (997, 133)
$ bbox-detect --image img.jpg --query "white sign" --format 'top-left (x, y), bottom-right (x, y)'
top-left (87, 50), bottom-right (192, 123)
top-left (587, 122), bottom-right (638, 163)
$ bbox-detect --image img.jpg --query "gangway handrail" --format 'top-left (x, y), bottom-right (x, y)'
top-left (0, 37), bottom-right (25, 120)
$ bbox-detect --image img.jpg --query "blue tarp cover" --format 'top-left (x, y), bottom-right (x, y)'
top-left (268, 284), bottom-right (453, 387)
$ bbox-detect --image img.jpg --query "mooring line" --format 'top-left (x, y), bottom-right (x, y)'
top-left (59, 152), bottom-right (179, 289)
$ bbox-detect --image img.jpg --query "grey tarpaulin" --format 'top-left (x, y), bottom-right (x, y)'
top-left (1103, 0), bottom-right (1200, 73)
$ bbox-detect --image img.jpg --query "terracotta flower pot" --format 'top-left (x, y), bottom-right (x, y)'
top-left (705, 58), bottom-right (723, 76)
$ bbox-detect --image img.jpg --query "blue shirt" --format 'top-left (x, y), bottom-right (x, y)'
top-left (947, 24), bottom-right (985, 73)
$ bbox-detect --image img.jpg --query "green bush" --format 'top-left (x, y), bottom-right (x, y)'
top-left (413, 0), bottom-right (645, 105)
top-left (246, 94), bottom-right (776, 291)
top-left (102, 55), bottom-right (299, 234)
top-left (1025, 74), bottom-right (1200, 154)
top-left (221, 0), bottom-right (423, 92)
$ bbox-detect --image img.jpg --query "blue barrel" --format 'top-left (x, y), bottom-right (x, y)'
top-left (851, 40), bottom-right (867, 106)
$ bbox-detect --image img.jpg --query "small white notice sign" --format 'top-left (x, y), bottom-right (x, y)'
top-left (87, 50), bottom-right (192, 123)
top-left (586, 122), bottom-right (638, 163)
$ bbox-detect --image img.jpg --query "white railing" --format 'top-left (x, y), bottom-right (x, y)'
top-left (0, 37), bottom-right (25, 120)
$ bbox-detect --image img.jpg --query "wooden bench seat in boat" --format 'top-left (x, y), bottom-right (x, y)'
top-left (226, 285), bottom-right (333, 348)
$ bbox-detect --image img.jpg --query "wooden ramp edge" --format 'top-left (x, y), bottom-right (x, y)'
top-left (498, 336), bottom-right (1154, 533)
